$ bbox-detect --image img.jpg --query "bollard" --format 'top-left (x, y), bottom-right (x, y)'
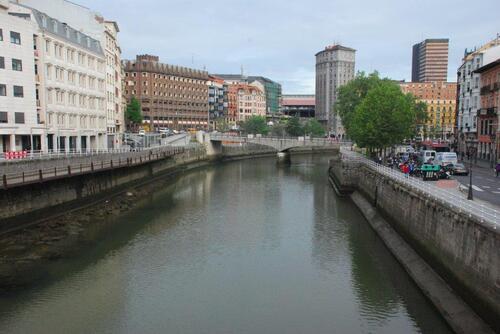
top-left (54, 167), bottom-right (57, 176)
top-left (110, 160), bottom-right (113, 168)
top-left (80, 164), bottom-right (82, 173)
top-left (39, 169), bottom-right (43, 181)
top-left (101, 161), bottom-right (104, 169)
top-left (22, 172), bottom-right (25, 183)
top-left (68, 165), bottom-right (71, 175)
top-left (118, 158), bottom-right (121, 166)
top-left (91, 162), bottom-right (94, 171)
top-left (2, 174), bottom-right (6, 188)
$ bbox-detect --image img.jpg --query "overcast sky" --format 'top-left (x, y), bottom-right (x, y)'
top-left (79, 0), bottom-right (499, 94)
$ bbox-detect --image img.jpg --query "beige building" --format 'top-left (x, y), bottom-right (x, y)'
top-left (315, 44), bottom-right (355, 137)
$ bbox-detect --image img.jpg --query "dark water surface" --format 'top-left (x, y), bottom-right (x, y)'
top-left (0, 155), bottom-right (451, 334)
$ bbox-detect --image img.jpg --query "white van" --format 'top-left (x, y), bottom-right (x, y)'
top-left (418, 150), bottom-right (437, 163)
top-left (436, 152), bottom-right (458, 166)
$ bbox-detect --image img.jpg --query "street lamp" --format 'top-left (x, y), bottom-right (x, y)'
top-left (466, 138), bottom-right (478, 200)
top-left (490, 133), bottom-right (496, 169)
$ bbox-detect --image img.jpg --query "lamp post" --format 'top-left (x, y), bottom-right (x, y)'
top-left (490, 133), bottom-right (496, 169)
top-left (466, 138), bottom-right (478, 200)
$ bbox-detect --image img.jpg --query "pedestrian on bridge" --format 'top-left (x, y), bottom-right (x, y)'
top-left (495, 162), bottom-right (500, 177)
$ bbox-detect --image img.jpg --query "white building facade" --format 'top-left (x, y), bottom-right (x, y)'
top-left (315, 45), bottom-right (355, 137)
top-left (17, 0), bottom-right (123, 149)
top-left (103, 21), bottom-right (123, 148)
top-left (0, 1), bottom-right (44, 153)
top-left (29, 7), bottom-right (107, 151)
top-left (456, 39), bottom-right (500, 157)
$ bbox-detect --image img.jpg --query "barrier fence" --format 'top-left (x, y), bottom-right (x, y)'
top-left (340, 148), bottom-right (500, 226)
top-left (0, 145), bottom-right (205, 190)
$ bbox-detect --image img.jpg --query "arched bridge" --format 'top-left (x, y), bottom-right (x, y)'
top-left (205, 133), bottom-right (342, 156)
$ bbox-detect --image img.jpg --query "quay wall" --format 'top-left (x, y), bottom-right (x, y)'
top-left (329, 154), bottom-right (500, 331)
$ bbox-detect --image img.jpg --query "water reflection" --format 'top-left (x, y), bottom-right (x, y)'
top-left (0, 155), bottom-right (451, 334)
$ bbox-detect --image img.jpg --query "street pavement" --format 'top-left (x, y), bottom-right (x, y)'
top-left (451, 163), bottom-right (500, 207)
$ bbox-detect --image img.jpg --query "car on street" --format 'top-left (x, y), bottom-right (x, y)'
top-left (445, 163), bottom-right (468, 176)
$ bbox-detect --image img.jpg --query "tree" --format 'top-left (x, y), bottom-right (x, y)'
top-left (304, 119), bottom-right (325, 137)
top-left (286, 116), bottom-right (303, 137)
top-left (348, 81), bottom-right (422, 153)
top-left (215, 118), bottom-right (230, 132)
top-left (126, 97), bottom-right (143, 130)
top-left (241, 116), bottom-right (269, 135)
top-left (336, 71), bottom-right (386, 136)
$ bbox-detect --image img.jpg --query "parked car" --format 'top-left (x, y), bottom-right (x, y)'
top-left (449, 163), bottom-right (469, 176)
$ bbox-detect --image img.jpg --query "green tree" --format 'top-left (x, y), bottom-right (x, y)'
top-left (286, 116), bottom-right (303, 137)
top-left (215, 118), bottom-right (230, 132)
top-left (304, 119), bottom-right (325, 137)
top-left (241, 116), bottom-right (269, 135)
top-left (349, 81), bottom-right (421, 153)
top-left (126, 97), bottom-right (143, 130)
top-left (336, 71), bottom-right (386, 136)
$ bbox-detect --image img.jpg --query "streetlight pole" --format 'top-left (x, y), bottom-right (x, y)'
top-left (466, 138), bottom-right (478, 200)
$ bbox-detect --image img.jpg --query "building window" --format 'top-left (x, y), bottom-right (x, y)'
top-left (15, 112), bottom-right (24, 124)
top-left (12, 59), bottom-right (22, 71)
top-left (10, 31), bottom-right (21, 45)
top-left (0, 84), bottom-right (6, 96)
top-left (0, 56), bottom-right (4, 69)
top-left (0, 29), bottom-right (3, 41)
top-left (13, 86), bottom-right (23, 97)
top-left (0, 112), bottom-right (7, 123)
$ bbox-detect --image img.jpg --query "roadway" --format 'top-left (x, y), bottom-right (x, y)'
top-left (452, 164), bottom-right (500, 207)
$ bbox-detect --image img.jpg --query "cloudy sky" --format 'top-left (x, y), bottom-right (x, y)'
top-left (79, 0), bottom-right (499, 94)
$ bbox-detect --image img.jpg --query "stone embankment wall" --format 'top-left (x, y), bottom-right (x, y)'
top-left (0, 147), bottom-right (207, 229)
top-left (329, 154), bottom-right (500, 331)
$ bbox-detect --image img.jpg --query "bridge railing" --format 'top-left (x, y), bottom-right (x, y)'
top-left (210, 134), bottom-right (348, 146)
top-left (340, 148), bottom-right (500, 226)
top-left (0, 145), bottom-right (205, 190)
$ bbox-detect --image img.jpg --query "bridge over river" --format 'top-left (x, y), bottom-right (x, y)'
top-left (204, 133), bottom-right (343, 158)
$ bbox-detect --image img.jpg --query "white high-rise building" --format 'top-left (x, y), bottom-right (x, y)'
top-left (0, 1), bottom-right (45, 153)
top-left (315, 44), bottom-right (355, 137)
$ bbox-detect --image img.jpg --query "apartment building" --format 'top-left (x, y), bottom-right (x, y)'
top-left (475, 58), bottom-right (500, 163)
top-left (207, 75), bottom-right (228, 129)
top-left (227, 82), bottom-right (266, 123)
top-left (17, 0), bottom-right (123, 149)
top-left (123, 55), bottom-right (209, 130)
top-left (0, 1), bottom-right (43, 152)
top-left (103, 21), bottom-right (122, 148)
top-left (456, 38), bottom-right (500, 157)
top-left (399, 81), bottom-right (457, 139)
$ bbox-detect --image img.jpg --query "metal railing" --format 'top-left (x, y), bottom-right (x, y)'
top-left (340, 148), bottom-right (500, 225)
top-left (0, 145), bottom-right (205, 190)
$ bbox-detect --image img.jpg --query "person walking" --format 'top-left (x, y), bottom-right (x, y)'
top-left (495, 162), bottom-right (500, 177)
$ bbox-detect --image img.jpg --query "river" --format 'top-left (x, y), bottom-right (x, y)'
top-left (0, 154), bottom-right (451, 334)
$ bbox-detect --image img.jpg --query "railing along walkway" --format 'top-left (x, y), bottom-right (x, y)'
top-left (340, 148), bottom-right (500, 226)
top-left (0, 146), bottom-right (204, 190)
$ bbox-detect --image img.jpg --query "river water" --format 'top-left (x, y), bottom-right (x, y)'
top-left (0, 154), bottom-right (451, 334)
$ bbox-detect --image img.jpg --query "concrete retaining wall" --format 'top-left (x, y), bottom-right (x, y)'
top-left (330, 156), bottom-right (500, 331)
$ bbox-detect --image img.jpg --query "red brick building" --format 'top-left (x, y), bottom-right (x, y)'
top-left (475, 58), bottom-right (500, 163)
top-left (123, 55), bottom-right (209, 131)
